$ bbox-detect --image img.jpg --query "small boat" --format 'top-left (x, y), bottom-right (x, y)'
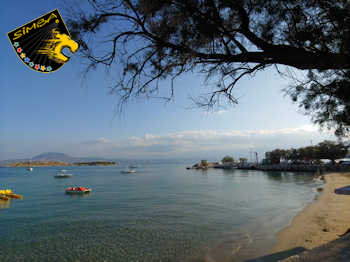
top-left (120, 169), bottom-right (136, 174)
top-left (6, 193), bottom-right (23, 199)
top-left (65, 186), bottom-right (91, 194)
top-left (55, 173), bottom-right (72, 178)
top-left (26, 160), bottom-right (33, 171)
top-left (54, 170), bottom-right (72, 178)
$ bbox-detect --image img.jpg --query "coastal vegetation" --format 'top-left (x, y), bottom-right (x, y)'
top-left (221, 156), bottom-right (234, 163)
top-left (265, 140), bottom-right (349, 164)
top-left (8, 161), bottom-right (69, 167)
top-left (200, 160), bottom-right (208, 167)
top-left (73, 161), bottom-right (116, 166)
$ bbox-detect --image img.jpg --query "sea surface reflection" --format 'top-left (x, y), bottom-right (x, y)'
top-left (0, 163), bottom-right (320, 261)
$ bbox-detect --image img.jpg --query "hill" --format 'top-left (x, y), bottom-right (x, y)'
top-left (32, 152), bottom-right (75, 162)
top-left (0, 152), bottom-right (116, 167)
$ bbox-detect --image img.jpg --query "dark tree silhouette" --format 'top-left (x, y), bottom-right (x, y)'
top-left (221, 156), bottom-right (234, 163)
top-left (315, 140), bottom-right (348, 164)
top-left (265, 140), bottom-right (348, 164)
top-left (66, 0), bottom-right (350, 136)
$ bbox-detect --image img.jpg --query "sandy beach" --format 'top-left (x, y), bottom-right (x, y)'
top-left (272, 172), bottom-right (350, 253)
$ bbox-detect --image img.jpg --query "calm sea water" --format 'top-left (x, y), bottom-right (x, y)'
top-left (0, 162), bottom-right (322, 262)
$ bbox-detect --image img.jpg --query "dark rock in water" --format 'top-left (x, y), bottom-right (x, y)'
top-left (317, 187), bottom-right (323, 192)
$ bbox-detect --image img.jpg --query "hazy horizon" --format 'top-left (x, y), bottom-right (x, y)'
top-left (0, 124), bottom-right (336, 162)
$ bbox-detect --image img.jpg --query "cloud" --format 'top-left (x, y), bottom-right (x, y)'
top-left (83, 137), bottom-right (110, 144)
top-left (0, 125), bottom-right (335, 160)
top-left (76, 125), bottom-right (335, 159)
top-left (201, 109), bottom-right (228, 116)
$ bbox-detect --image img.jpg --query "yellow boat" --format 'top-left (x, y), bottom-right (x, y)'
top-left (0, 189), bottom-right (23, 200)
top-left (0, 195), bottom-right (9, 200)
top-left (6, 193), bottom-right (23, 199)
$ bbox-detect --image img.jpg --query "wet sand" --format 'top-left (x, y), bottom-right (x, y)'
top-left (273, 173), bottom-right (350, 253)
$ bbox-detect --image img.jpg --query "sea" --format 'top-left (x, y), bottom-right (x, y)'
top-left (0, 161), bottom-right (323, 262)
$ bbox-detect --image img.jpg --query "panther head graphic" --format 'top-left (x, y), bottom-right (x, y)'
top-left (37, 29), bottom-right (79, 64)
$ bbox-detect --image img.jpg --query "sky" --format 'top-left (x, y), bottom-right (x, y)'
top-left (0, 0), bottom-right (336, 161)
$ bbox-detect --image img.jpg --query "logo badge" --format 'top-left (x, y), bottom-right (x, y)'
top-left (7, 9), bottom-right (79, 73)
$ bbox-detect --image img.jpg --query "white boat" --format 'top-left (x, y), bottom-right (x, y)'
top-left (55, 170), bottom-right (72, 178)
top-left (26, 160), bottom-right (33, 171)
top-left (120, 169), bottom-right (136, 174)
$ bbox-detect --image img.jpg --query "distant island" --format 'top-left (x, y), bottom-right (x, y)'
top-left (8, 161), bottom-right (70, 167)
top-left (8, 161), bottom-right (117, 167)
top-left (1, 152), bottom-right (118, 167)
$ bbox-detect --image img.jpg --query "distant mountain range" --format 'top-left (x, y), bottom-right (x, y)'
top-left (0, 152), bottom-right (113, 167)
top-left (32, 152), bottom-right (76, 162)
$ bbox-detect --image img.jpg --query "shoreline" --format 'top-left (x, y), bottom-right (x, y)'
top-left (272, 172), bottom-right (350, 254)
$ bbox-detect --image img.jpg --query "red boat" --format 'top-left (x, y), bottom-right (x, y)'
top-left (65, 186), bottom-right (91, 194)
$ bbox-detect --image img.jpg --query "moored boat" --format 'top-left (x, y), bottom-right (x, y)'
top-left (121, 169), bottom-right (136, 174)
top-left (65, 186), bottom-right (91, 194)
top-left (55, 173), bottom-right (72, 178)
top-left (55, 170), bottom-right (72, 178)
top-left (26, 160), bottom-right (33, 171)
top-left (6, 193), bottom-right (23, 199)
